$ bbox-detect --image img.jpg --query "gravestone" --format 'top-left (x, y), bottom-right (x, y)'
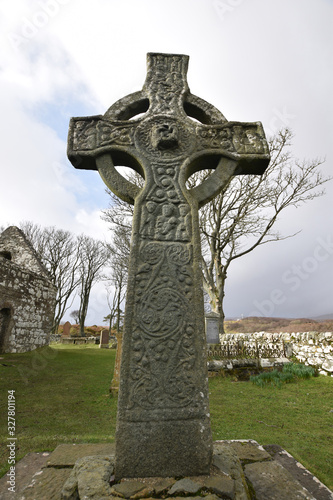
top-left (68, 52), bottom-right (270, 479)
top-left (62, 321), bottom-right (71, 337)
top-left (205, 312), bottom-right (220, 344)
top-left (99, 329), bottom-right (109, 348)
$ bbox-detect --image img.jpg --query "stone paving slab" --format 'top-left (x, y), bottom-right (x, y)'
top-left (153, 478), bottom-right (176, 495)
top-left (0, 441), bottom-right (332, 500)
top-left (203, 476), bottom-right (235, 498)
top-left (244, 460), bottom-right (316, 500)
top-left (0, 452), bottom-right (50, 500)
top-left (17, 468), bottom-right (72, 500)
top-left (264, 444), bottom-right (333, 500)
top-left (111, 480), bottom-right (147, 498)
top-left (212, 442), bottom-right (251, 499)
top-left (227, 440), bottom-right (271, 462)
top-left (46, 443), bottom-right (115, 467)
top-left (168, 478), bottom-right (202, 495)
top-left (62, 455), bottom-right (114, 499)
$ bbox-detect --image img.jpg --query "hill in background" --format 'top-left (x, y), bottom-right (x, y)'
top-left (225, 317), bottom-right (333, 334)
top-left (311, 313), bottom-right (333, 321)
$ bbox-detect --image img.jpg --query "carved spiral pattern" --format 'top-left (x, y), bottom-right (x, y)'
top-left (137, 286), bottom-right (185, 337)
top-left (140, 242), bottom-right (163, 265)
top-left (166, 244), bottom-right (192, 266)
top-left (129, 318), bottom-right (198, 409)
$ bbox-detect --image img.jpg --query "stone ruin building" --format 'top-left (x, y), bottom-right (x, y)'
top-left (0, 226), bottom-right (56, 353)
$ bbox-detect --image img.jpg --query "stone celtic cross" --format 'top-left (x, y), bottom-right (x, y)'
top-left (68, 53), bottom-right (270, 479)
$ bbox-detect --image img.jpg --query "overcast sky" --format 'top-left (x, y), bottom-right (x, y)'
top-left (0, 0), bottom-right (332, 324)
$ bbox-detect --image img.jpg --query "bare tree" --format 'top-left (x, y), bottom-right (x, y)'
top-left (106, 255), bottom-right (127, 333)
top-left (105, 281), bottom-right (125, 334)
top-left (101, 170), bottom-right (142, 308)
top-left (77, 235), bottom-right (111, 336)
top-left (104, 302), bottom-right (117, 334)
top-left (19, 222), bottom-right (82, 334)
top-left (102, 189), bottom-right (134, 236)
top-left (105, 218), bottom-right (131, 277)
top-left (101, 170), bottom-right (144, 264)
top-left (17, 221), bottom-right (47, 258)
top-left (193, 129), bottom-right (329, 332)
top-left (70, 310), bottom-right (80, 324)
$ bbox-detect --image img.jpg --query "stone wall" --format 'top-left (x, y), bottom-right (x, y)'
top-left (217, 332), bottom-right (333, 376)
top-left (0, 227), bottom-right (46, 275)
top-left (0, 259), bottom-right (56, 353)
top-left (61, 337), bottom-right (98, 345)
top-left (0, 226), bottom-right (57, 353)
top-left (50, 334), bottom-right (62, 343)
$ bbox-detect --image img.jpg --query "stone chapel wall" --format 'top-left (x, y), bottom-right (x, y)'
top-left (0, 259), bottom-right (56, 353)
top-left (0, 226), bottom-right (57, 353)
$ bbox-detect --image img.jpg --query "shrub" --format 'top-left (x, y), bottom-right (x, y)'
top-left (250, 363), bottom-right (315, 388)
top-left (282, 362), bottom-right (315, 378)
top-left (250, 369), bottom-right (292, 388)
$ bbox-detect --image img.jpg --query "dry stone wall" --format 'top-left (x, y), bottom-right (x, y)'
top-left (50, 334), bottom-right (62, 343)
top-left (219, 332), bottom-right (333, 376)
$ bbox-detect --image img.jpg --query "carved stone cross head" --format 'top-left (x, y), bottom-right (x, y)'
top-left (68, 52), bottom-right (269, 209)
top-left (68, 53), bottom-right (270, 480)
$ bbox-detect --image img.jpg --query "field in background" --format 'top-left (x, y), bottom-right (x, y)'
top-left (225, 316), bottom-right (333, 333)
top-left (0, 344), bottom-right (332, 490)
top-left (58, 316), bottom-right (333, 337)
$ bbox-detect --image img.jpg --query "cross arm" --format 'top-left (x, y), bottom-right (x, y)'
top-left (181, 121), bottom-right (270, 208)
top-left (67, 115), bottom-right (144, 205)
top-left (192, 121), bottom-right (270, 175)
top-left (67, 115), bottom-right (140, 171)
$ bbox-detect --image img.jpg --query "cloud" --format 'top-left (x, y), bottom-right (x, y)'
top-left (0, 68), bottom-right (108, 236)
top-left (0, 0), bottom-right (332, 323)
top-left (74, 208), bottom-right (110, 240)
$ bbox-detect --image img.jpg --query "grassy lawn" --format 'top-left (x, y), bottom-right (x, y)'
top-left (209, 373), bottom-right (333, 490)
top-left (0, 345), bottom-right (332, 490)
top-left (0, 345), bottom-right (117, 479)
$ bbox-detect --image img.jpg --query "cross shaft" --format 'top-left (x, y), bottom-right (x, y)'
top-left (67, 52), bottom-right (270, 479)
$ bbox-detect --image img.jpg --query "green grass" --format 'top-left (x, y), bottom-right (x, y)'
top-left (0, 346), bottom-right (332, 490)
top-left (209, 374), bottom-right (333, 490)
top-left (0, 345), bottom-right (117, 478)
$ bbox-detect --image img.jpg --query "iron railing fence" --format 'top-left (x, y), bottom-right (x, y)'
top-left (207, 340), bottom-right (289, 360)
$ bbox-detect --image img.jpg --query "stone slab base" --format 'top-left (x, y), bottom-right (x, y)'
top-left (0, 440), bottom-right (332, 500)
